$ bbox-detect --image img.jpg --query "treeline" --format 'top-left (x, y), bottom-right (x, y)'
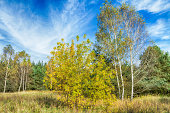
top-left (43, 1), bottom-right (170, 107)
top-left (0, 45), bottom-right (46, 92)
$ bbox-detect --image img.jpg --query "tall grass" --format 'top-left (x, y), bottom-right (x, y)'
top-left (0, 91), bottom-right (169, 113)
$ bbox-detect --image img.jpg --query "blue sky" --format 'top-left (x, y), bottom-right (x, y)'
top-left (0, 0), bottom-right (169, 62)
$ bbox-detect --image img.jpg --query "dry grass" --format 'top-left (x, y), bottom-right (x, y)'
top-left (109, 95), bottom-right (170, 113)
top-left (0, 91), bottom-right (169, 113)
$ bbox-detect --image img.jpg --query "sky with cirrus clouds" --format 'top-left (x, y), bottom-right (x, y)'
top-left (0, 0), bottom-right (169, 62)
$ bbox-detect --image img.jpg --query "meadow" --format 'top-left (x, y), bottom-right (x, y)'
top-left (0, 91), bottom-right (169, 113)
top-left (0, 1), bottom-right (169, 113)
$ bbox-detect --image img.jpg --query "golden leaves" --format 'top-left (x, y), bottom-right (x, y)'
top-left (44, 35), bottom-right (116, 107)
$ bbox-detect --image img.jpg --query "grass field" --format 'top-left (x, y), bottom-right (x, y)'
top-left (0, 91), bottom-right (169, 113)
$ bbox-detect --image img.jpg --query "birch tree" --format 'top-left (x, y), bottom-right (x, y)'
top-left (96, 1), bottom-right (148, 100)
top-left (17, 51), bottom-right (31, 91)
top-left (96, 1), bottom-right (126, 100)
top-left (2, 45), bottom-right (14, 93)
top-left (119, 4), bottom-right (148, 100)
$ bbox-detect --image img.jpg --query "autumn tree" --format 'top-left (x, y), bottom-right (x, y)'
top-left (2, 45), bottom-right (14, 93)
top-left (6, 52), bottom-right (19, 92)
top-left (44, 36), bottom-right (115, 107)
top-left (17, 50), bottom-right (31, 91)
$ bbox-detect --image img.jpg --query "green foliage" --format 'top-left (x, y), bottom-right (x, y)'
top-left (137, 45), bottom-right (170, 95)
top-left (29, 61), bottom-right (46, 90)
top-left (44, 36), bottom-right (116, 107)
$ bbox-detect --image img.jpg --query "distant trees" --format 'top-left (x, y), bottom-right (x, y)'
top-left (0, 45), bottom-right (46, 92)
top-left (44, 36), bottom-right (116, 107)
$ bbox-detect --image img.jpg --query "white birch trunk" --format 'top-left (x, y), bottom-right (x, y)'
top-left (3, 73), bottom-right (7, 93)
top-left (114, 58), bottom-right (121, 99)
top-left (50, 65), bottom-right (52, 90)
top-left (118, 56), bottom-right (124, 100)
top-left (3, 59), bottom-right (9, 93)
top-left (114, 35), bottom-right (124, 100)
top-left (23, 67), bottom-right (25, 91)
top-left (18, 68), bottom-right (23, 92)
top-left (130, 47), bottom-right (134, 100)
top-left (25, 65), bottom-right (28, 91)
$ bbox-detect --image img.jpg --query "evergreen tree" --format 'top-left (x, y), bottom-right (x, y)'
top-left (29, 61), bottom-right (46, 90)
top-left (137, 45), bottom-right (170, 95)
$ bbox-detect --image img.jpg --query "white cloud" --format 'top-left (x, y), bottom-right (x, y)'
top-left (148, 19), bottom-right (170, 40)
top-left (148, 19), bottom-right (170, 53)
top-left (90, 0), bottom-right (96, 4)
top-left (157, 41), bottom-right (170, 53)
top-left (0, 0), bottom-right (95, 62)
top-left (130, 0), bottom-right (170, 13)
top-left (162, 36), bottom-right (170, 40)
top-left (0, 34), bottom-right (4, 39)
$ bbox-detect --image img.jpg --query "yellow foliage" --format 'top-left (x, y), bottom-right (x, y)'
top-left (43, 36), bottom-right (116, 107)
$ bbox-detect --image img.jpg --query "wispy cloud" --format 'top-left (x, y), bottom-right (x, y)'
top-left (0, 34), bottom-right (5, 39)
top-left (0, 0), bottom-right (96, 62)
top-left (90, 0), bottom-right (97, 4)
top-left (124, 0), bottom-right (170, 13)
top-left (148, 19), bottom-right (170, 40)
top-left (50, 0), bottom-right (95, 42)
top-left (162, 36), bottom-right (170, 40)
top-left (157, 41), bottom-right (170, 53)
top-left (148, 19), bottom-right (170, 53)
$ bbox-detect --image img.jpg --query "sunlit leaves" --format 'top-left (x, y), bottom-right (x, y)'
top-left (44, 36), bottom-right (116, 107)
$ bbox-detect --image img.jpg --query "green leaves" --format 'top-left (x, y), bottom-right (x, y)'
top-left (83, 34), bottom-right (87, 39)
top-left (138, 45), bottom-right (170, 94)
top-left (76, 35), bottom-right (80, 41)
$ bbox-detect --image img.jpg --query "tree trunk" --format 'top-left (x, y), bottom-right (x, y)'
top-left (23, 67), bottom-right (25, 91)
top-left (18, 68), bottom-right (23, 92)
top-left (118, 57), bottom-right (124, 100)
top-left (50, 65), bottom-right (52, 90)
top-left (114, 34), bottom-right (124, 100)
top-left (25, 66), bottom-right (28, 91)
top-left (130, 47), bottom-right (134, 100)
top-left (50, 76), bottom-right (52, 90)
top-left (3, 59), bottom-right (9, 93)
top-left (3, 74), bottom-right (7, 93)
top-left (25, 73), bottom-right (27, 91)
top-left (114, 58), bottom-right (121, 99)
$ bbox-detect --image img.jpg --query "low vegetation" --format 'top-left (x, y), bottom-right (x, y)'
top-left (0, 91), bottom-right (169, 113)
